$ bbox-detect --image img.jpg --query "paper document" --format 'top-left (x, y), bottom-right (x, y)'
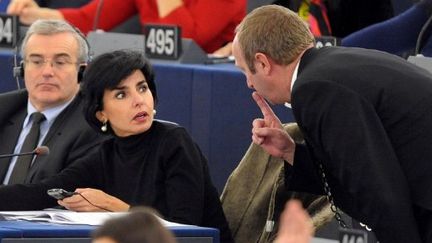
top-left (0, 210), bottom-right (127, 225)
top-left (0, 210), bottom-right (192, 227)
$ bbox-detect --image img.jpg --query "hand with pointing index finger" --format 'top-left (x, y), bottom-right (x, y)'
top-left (251, 92), bottom-right (296, 164)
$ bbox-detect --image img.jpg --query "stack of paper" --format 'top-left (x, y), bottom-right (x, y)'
top-left (0, 210), bottom-right (192, 227)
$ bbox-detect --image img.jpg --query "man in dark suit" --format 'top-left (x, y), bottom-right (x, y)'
top-left (232, 5), bottom-right (432, 243)
top-left (0, 19), bottom-right (106, 184)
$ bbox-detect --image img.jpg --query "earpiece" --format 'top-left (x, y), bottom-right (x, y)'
top-left (77, 65), bottom-right (86, 83)
top-left (13, 61), bottom-right (25, 80)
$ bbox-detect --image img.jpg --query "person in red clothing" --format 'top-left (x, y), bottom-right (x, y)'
top-left (7, 0), bottom-right (246, 53)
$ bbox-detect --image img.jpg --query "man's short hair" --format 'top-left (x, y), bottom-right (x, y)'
top-left (235, 5), bottom-right (314, 73)
top-left (20, 19), bottom-right (90, 63)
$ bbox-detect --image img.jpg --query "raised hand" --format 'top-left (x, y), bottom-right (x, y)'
top-left (252, 92), bottom-right (296, 164)
top-left (274, 200), bottom-right (314, 243)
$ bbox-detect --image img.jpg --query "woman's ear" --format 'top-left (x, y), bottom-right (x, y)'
top-left (95, 111), bottom-right (106, 123)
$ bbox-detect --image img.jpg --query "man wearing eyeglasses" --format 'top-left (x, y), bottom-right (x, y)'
top-left (0, 19), bottom-right (107, 185)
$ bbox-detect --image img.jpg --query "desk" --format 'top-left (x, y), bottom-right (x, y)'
top-left (0, 220), bottom-right (219, 243)
top-left (0, 49), bottom-right (295, 192)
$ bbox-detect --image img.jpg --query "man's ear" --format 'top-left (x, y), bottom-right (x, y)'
top-left (254, 52), bottom-right (271, 74)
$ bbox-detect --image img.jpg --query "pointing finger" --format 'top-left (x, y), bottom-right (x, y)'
top-left (252, 91), bottom-right (277, 120)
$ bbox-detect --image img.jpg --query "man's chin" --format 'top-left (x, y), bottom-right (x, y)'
top-left (31, 96), bottom-right (63, 109)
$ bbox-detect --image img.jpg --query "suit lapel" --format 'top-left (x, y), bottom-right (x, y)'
top-left (0, 110), bottom-right (27, 181)
top-left (40, 95), bottom-right (80, 145)
top-left (26, 95), bottom-right (81, 180)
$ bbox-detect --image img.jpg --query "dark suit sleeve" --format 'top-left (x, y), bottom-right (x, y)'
top-left (291, 80), bottom-right (422, 243)
top-left (284, 143), bottom-right (324, 195)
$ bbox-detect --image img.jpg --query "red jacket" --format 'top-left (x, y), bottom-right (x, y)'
top-left (60, 0), bottom-right (246, 53)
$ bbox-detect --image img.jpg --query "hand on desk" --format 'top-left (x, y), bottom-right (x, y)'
top-left (58, 188), bottom-right (130, 212)
top-left (252, 92), bottom-right (296, 164)
top-left (7, 0), bottom-right (64, 25)
top-left (212, 42), bottom-right (233, 57)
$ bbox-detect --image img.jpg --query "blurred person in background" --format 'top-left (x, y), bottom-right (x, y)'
top-left (92, 207), bottom-right (177, 243)
top-left (7, 0), bottom-right (246, 53)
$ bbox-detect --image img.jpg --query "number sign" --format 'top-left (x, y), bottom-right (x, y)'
top-left (340, 228), bottom-right (368, 243)
top-left (144, 24), bottom-right (181, 60)
top-left (315, 36), bottom-right (339, 49)
top-left (0, 14), bottom-right (19, 48)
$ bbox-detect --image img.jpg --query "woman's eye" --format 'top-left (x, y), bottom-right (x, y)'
top-left (115, 92), bottom-right (125, 99)
top-left (139, 85), bottom-right (148, 93)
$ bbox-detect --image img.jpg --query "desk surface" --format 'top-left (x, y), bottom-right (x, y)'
top-left (0, 49), bottom-right (295, 192)
top-left (0, 220), bottom-right (219, 243)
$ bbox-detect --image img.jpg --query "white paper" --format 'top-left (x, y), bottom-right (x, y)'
top-left (0, 209), bottom-right (195, 227)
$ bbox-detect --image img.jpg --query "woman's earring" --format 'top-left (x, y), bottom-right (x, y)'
top-left (101, 120), bottom-right (108, 132)
top-left (153, 109), bottom-right (157, 115)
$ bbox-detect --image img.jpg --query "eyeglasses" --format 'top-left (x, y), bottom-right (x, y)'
top-left (24, 57), bottom-right (80, 70)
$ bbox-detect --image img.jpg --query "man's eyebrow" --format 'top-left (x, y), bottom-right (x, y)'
top-left (27, 53), bottom-right (72, 59)
top-left (27, 54), bottom-right (44, 58)
top-left (53, 53), bottom-right (72, 59)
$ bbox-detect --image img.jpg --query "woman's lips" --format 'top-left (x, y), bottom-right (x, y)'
top-left (133, 111), bottom-right (148, 122)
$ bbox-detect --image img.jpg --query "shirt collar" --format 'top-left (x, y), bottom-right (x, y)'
top-left (284, 61), bottom-right (301, 109)
top-left (26, 96), bottom-right (75, 127)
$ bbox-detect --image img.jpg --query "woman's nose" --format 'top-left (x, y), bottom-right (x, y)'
top-left (132, 91), bottom-right (144, 107)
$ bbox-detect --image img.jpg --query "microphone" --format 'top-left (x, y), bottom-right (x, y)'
top-left (13, 45), bottom-right (22, 90)
top-left (0, 146), bottom-right (50, 159)
top-left (92, 0), bottom-right (104, 32)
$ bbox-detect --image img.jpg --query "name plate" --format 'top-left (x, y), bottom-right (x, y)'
top-left (315, 36), bottom-right (339, 48)
top-left (339, 228), bottom-right (368, 243)
top-left (0, 14), bottom-right (19, 48)
top-left (143, 24), bottom-right (181, 60)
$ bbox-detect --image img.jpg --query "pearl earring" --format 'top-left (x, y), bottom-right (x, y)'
top-left (101, 120), bottom-right (108, 132)
top-left (153, 109), bottom-right (157, 115)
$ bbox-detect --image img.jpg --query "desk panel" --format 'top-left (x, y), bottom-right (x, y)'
top-left (153, 63), bottom-right (195, 130)
top-left (194, 66), bottom-right (294, 190)
top-left (0, 221), bottom-right (218, 243)
top-left (0, 50), bottom-right (295, 192)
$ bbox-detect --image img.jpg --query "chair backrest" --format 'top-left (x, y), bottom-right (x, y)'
top-left (391, 0), bottom-right (417, 15)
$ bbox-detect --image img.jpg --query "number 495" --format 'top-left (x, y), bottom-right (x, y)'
top-left (146, 28), bottom-right (175, 55)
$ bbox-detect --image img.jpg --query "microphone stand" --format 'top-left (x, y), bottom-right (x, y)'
top-left (0, 151), bottom-right (36, 159)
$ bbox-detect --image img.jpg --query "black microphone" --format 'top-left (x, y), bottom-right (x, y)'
top-left (92, 0), bottom-right (104, 32)
top-left (13, 45), bottom-right (22, 90)
top-left (0, 146), bottom-right (50, 159)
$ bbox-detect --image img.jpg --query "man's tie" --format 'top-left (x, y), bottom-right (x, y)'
top-left (9, 112), bottom-right (46, 184)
